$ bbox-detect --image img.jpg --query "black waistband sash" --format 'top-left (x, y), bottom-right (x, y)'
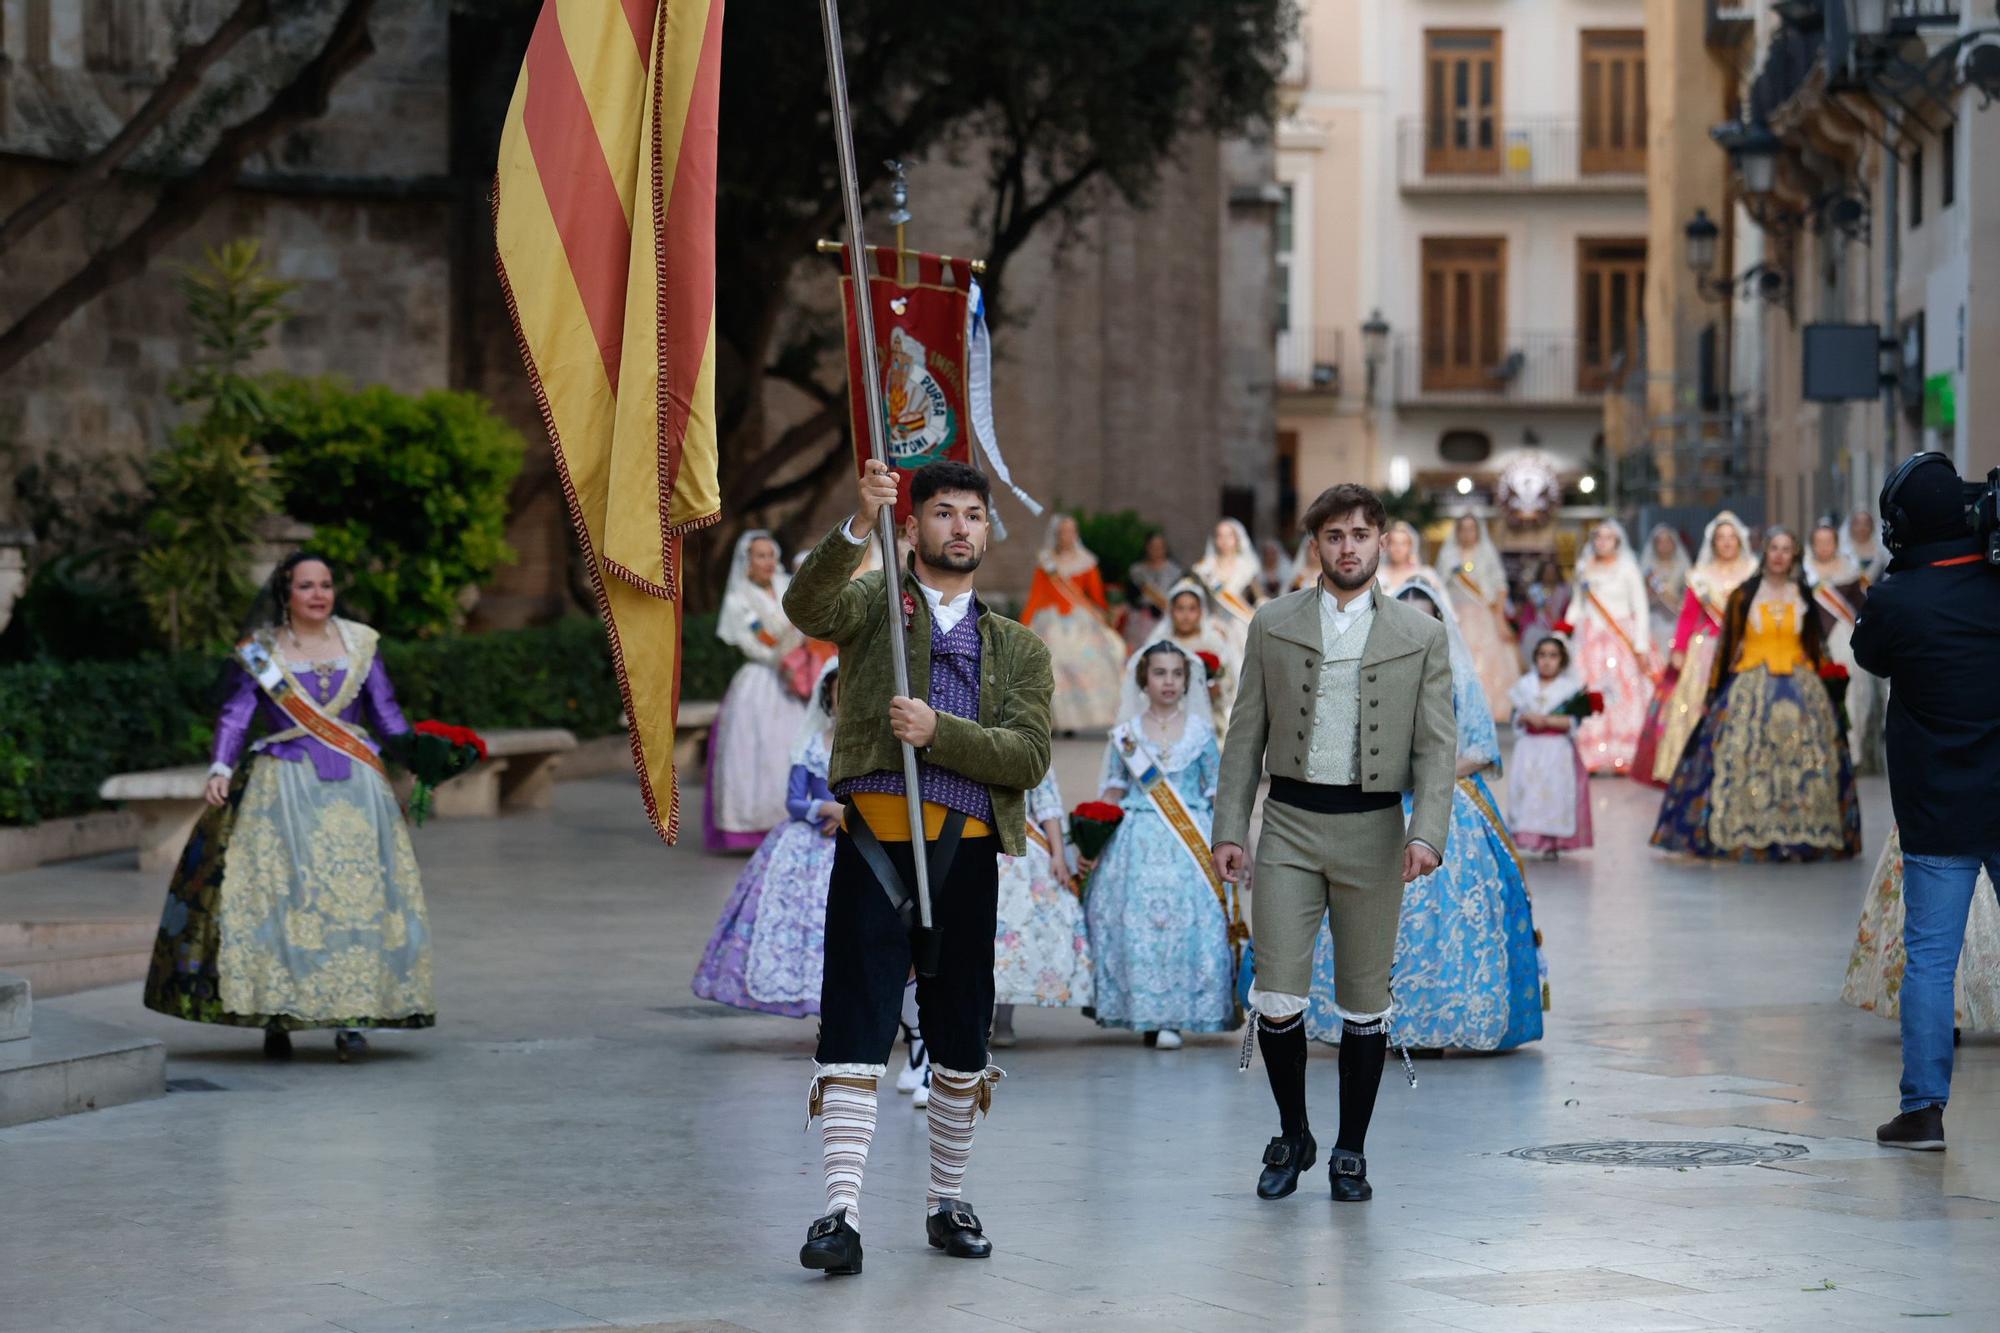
top-left (1267, 776), bottom-right (1400, 815)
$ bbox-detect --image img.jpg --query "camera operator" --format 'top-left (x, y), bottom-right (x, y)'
top-left (1851, 453), bottom-right (2000, 1152)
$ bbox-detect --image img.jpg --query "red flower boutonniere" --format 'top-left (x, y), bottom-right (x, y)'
top-left (902, 590), bottom-right (917, 629)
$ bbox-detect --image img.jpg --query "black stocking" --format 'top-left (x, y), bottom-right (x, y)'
top-left (1257, 1012), bottom-right (1310, 1138)
top-left (1335, 1020), bottom-right (1388, 1154)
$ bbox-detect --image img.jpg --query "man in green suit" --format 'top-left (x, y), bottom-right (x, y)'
top-left (785, 457), bottom-right (1053, 1276)
top-left (1212, 483), bottom-right (1456, 1205)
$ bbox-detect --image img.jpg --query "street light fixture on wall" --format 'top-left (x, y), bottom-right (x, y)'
top-left (1684, 208), bottom-right (1792, 307)
top-left (1361, 309), bottom-right (1390, 403)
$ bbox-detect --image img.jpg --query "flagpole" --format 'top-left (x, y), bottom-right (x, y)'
top-left (818, 0), bottom-right (940, 974)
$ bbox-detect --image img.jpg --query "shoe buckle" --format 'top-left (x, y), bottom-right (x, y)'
top-left (808, 1213), bottom-right (842, 1240)
top-left (946, 1205), bottom-right (979, 1231)
top-left (1332, 1155), bottom-right (1365, 1177)
top-left (1262, 1140), bottom-right (1293, 1167)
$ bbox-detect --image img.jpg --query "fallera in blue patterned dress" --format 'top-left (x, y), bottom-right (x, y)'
top-left (1085, 645), bottom-right (1237, 1038)
top-left (1304, 573), bottom-right (1546, 1052)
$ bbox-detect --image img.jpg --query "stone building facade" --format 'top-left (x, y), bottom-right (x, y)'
top-left (0, 0), bottom-right (1275, 622)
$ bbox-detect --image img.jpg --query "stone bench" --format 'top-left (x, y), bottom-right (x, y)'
top-left (424, 726), bottom-right (578, 819)
top-left (96, 766), bottom-right (214, 876)
top-left (98, 727), bottom-right (581, 872)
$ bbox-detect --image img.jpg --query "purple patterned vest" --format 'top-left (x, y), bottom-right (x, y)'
top-left (836, 599), bottom-right (995, 825)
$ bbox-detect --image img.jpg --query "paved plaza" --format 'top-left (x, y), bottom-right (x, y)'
top-left (3, 740), bottom-right (1997, 1332)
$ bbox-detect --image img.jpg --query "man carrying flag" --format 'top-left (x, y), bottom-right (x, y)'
top-left (786, 458), bottom-right (1052, 1276)
top-left (492, 0), bottom-right (724, 842)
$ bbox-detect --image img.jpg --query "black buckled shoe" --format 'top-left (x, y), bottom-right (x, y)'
top-left (1329, 1150), bottom-right (1372, 1203)
top-left (799, 1209), bottom-right (863, 1276)
top-left (1256, 1131), bottom-right (1317, 1200)
top-left (925, 1199), bottom-right (993, 1258)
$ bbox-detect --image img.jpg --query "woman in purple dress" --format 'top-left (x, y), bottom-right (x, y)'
top-left (692, 658), bottom-right (841, 1016)
top-left (142, 553), bottom-right (434, 1060)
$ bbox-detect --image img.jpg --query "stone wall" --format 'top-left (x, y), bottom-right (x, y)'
top-left (1, 0), bottom-right (1276, 620)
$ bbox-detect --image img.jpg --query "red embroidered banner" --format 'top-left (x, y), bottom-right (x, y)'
top-left (838, 246), bottom-right (975, 524)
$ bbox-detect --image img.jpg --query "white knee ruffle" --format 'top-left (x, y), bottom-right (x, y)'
top-left (1248, 987), bottom-right (1308, 1019)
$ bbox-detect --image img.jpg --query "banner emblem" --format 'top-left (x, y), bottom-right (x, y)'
top-left (885, 326), bottom-right (958, 467)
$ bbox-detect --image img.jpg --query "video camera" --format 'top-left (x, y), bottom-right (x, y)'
top-left (1880, 452), bottom-right (2000, 566)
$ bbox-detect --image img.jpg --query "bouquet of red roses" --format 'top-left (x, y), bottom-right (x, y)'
top-left (1552, 689), bottom-right (1605, 721)
top-left (385, 720), bottom-right (488, 825)
top-left (1068, 800), bottom-right (1125, 897)
top-left (1818, 660), bottom-right (1851, 734)
top-left (1195, 650), bottom-right (1225, 684)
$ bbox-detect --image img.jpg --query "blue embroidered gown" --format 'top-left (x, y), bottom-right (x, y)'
top-left (1085, 712), bottom-right (1236, 1033)
top-left (1305, 663), bottom-right (1545, 1051)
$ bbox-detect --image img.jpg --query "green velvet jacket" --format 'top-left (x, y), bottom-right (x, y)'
top-left (782, 522), bottom-right (1054, 856)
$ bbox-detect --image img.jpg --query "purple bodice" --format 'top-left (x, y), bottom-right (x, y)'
top-left (212, 656), bottom-right (411, 782)
top-left (836, 599), bottom-right (995, 824)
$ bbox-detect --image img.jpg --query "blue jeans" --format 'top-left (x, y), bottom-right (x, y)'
top-left (1899, 850), bottom-right (2000, 1111)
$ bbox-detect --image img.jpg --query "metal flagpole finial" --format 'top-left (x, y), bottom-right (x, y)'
top-left (886, 160), bottom-right (912, 227)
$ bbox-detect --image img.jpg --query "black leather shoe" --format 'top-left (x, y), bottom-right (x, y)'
top-left (799, 1209), bottom-right (863, 1275)
top-left (262, 1027), bottom-right (292, 1060)
top-left (925, 1199), bottom-right (992, 1258)
top-left (1329, 1149), bottom-right (1373, 1202)
top-left (1877, 1105), bottom-right (1946, 1152)
top-left (1256, 1131), bottom-right (1317, 1200)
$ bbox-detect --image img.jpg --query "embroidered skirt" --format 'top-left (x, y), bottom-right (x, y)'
top-left (1841, 826), bottom-right (2000, 1030)
top-left (993, 835), bottom-right (1093, 1008)
top-left (1650, 666), bottom-right (1861, 862)
top-left (691, 813), bottom-right (837, 1017)
top-left (143, 755), bottom-right (435, 1030)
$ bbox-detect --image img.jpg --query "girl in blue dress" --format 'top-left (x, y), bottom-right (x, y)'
top-left (1306, 572), bottom-right (1546, 1053)
top-left (1081, 642), bottom-right (1235, 1047)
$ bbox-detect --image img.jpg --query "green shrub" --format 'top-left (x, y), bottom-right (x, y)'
top-left (1073, 508), bottom-right (1157, 591)
top-left (259, 378), bottom-right (525, 640)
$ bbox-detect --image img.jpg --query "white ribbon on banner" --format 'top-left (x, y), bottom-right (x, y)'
top-left (966, 278), bottom-right (1044, 539)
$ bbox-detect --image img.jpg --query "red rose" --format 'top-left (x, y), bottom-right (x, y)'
top-left (1818, 661), bottom-right (1850, 682)
top-left (1074, 801), bottom-right (1125, 824)
top-left (1195, 650), bottom-right (1223, 677)
top-left (1551, 620), bottom-right (1576, 636)
top-left (1586, 691), bottom-right (1606, 714)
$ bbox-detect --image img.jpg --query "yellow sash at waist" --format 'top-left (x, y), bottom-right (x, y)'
top-left (844, 792), bottom-right (993, 842)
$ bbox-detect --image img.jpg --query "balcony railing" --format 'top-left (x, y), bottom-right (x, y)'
top-left (1390, 332), bottom-right (1614, 409)
top-left (1396, 117), bottom-right (1645, 193)
top-left (1276, 326), bottom-right (1343, 395)
top-left (1893, 0), bottom-right (1960, 28)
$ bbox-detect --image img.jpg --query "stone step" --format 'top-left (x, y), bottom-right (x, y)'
top-left (0, 971), bottom-right (28, 1042)
top-left (0, 918), bottom-right (157, 999)
top-left (0, 1003), bottom-right (164, 1128)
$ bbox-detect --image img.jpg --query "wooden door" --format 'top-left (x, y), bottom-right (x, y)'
top-left (1578, 238), bottom-right (1647, 391)
top-left (1422, 237), bottom-right (1506, 392)
top-left (1425, 30), bottom-right (1502, 175)
top-left (1580, 30), bottom-right (1646, 175)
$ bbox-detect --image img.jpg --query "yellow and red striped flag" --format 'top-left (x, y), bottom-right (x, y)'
top-left (494, 0), bottom-right (724, 843)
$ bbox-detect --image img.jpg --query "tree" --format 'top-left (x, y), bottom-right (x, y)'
top-left (0, 0), bottom-right (380, 380)
top-left (693, 0), bottom-right (1291, 605)
top-left (133, 242), bottom-right (291, 653)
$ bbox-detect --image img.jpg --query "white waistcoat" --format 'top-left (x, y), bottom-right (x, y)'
top-left (1305, 603), bottom-right (1372, 785)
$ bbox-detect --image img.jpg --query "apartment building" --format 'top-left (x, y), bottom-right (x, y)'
top-left (1276, 0), bottom-right (1649, 528)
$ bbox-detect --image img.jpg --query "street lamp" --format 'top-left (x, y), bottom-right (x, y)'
top-left (1733, 120), bottom-right (1782, 196)
top-left (1684, 208), bottom-right (1720, 276)
top-left (1361, 309), bottom-right (1390, 403)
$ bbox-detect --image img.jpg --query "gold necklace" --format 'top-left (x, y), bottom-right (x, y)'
top-left (286, 626), bottom-right (340, 696)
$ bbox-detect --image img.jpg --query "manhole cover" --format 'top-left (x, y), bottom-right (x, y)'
top-left (1508, 1140), bottom-right (1807, 1168)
